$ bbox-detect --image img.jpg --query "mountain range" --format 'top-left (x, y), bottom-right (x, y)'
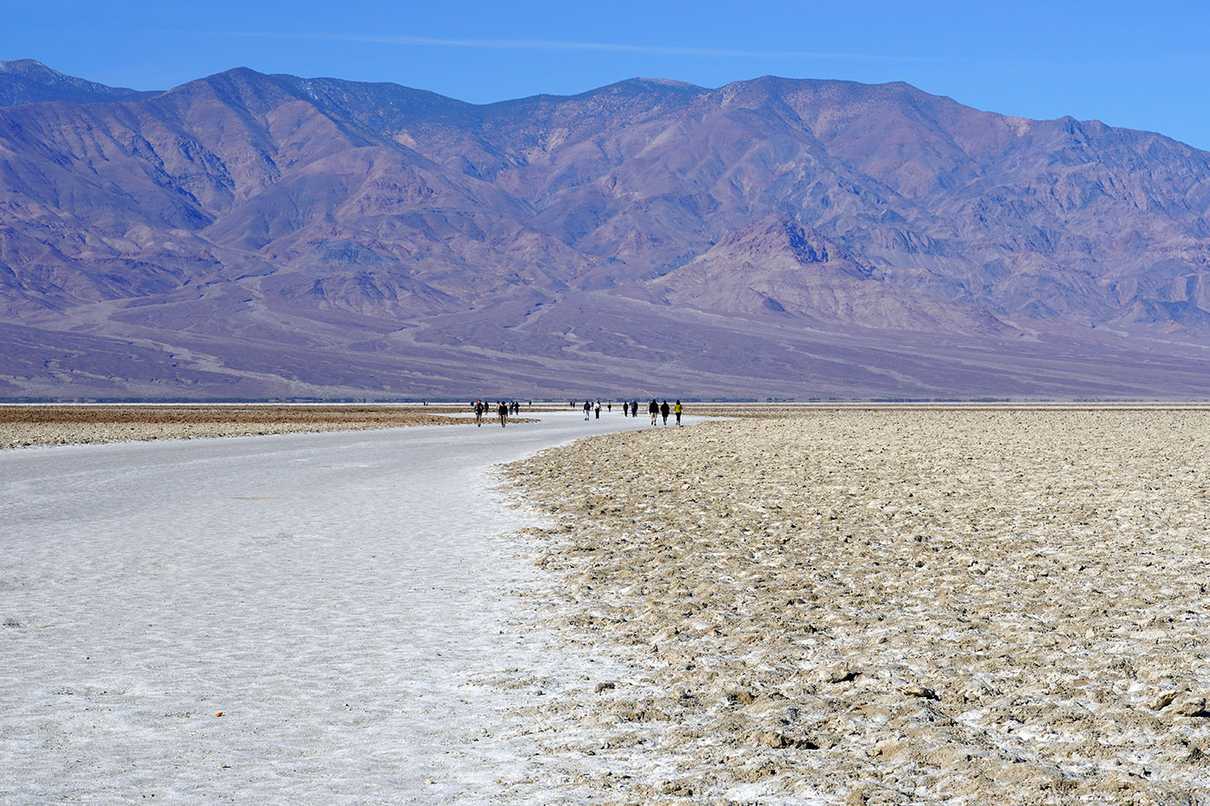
top-left (3, 59), bottom-right (1210, 399)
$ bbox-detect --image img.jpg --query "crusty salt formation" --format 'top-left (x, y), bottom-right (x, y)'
top-left (507, 409), bottom-right (1210, 803)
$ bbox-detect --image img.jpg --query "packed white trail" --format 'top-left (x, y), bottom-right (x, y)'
top-left (0, 410), bottom-right (669, 803)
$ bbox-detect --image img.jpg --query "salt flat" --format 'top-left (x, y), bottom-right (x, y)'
top-left (0, 411), bottom-right (660, 803)
top-left (511, 409), bottom-right (1210, 803)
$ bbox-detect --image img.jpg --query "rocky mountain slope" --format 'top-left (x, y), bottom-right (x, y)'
top-left (3, 62), bottom-right (1210, 398)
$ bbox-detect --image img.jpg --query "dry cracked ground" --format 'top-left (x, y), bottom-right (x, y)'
top-left (506, 409), bottom-right (1210, 804)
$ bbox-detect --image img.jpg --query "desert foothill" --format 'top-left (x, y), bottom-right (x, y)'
top-left (3, 3), bottom-right (1210, 804)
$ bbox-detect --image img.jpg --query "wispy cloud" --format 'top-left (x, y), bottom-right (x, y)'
top-left (224, 31), bottom-right (933, 63)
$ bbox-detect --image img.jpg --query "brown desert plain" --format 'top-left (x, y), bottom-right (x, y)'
top-left (0, 404), bottom-right (477, 448)
top-left (504, 406), bottom-right (1210, 803)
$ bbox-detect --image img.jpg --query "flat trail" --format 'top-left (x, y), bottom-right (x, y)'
top-left (0, 410), bottom-right (662, 803)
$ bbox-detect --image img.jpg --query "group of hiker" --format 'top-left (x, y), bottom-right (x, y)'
top-left (470, 398), bottom-right (686, 429)
top-left (571, 399), bottom-right (684, 426)
top-left (472, 399), bottom-right (521, 427)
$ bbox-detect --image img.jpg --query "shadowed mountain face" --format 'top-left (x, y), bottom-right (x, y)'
top-left (3, 63), bottom-right (1210, 399)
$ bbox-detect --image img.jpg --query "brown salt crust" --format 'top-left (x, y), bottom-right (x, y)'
top-left (505, 409), bottom-right (1210, 803)
top-left (0, 405), bottom-right (488, 449)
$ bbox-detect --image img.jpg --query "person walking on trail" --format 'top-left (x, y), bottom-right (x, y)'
top-left (607, 402), bottom-right (612, 413)
top-left (632, 400), bottom-right (639, 418)
top-left (674, 399), bottom-right (683, 426)
top-left (474, 400), bottom-right (485, 427)
top-left (660, 400), bottom-right (670, 426)
top-left (648, 399), bottom-right (659, 426)
top-left (594, 401), bottom-right (601, 419)
top-left (497, 401), bottom-right (508, 428)
top-left (583, 400), bottom-right (591, 421)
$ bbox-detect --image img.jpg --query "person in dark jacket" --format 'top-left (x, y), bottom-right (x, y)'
top-left (660, 400), bottom-right (670, 425)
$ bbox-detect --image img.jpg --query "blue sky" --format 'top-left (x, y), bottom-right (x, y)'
top-left (4, 0), bottom-right (1209, 148)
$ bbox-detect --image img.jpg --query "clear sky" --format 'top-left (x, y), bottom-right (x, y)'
top-left (4, 1), bottom-right (1208, 148)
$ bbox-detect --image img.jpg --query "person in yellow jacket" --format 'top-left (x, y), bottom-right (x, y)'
top-left (674, 400), bottom-right (683, 426)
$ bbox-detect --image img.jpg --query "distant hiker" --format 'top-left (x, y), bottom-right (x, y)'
top-left (607, 402), bottom-right (612, 413)
top-left (660, 400), bottom-right (670, 426)
top-left (583, 400), bottom-right (591, 421)
top-left (498, 401), bottom-right (508, 428)
top-left (595, 401), bottom-right (601, 419)
top-left (474, 400), bottom-right (485, 427)
top-left (648, 399), bottom-right (659, 426)
top-left (674, 399), bottom-right (683, 426)
top-left (632, 399), bottom-right (639, 418)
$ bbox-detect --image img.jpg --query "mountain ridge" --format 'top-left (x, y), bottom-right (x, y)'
top-left (0, 58), bottom-right (156, 105)
top-left (6, 61), bottom-right (1198, 150)
top-left (3, 62), bottom-right (1210, 399)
